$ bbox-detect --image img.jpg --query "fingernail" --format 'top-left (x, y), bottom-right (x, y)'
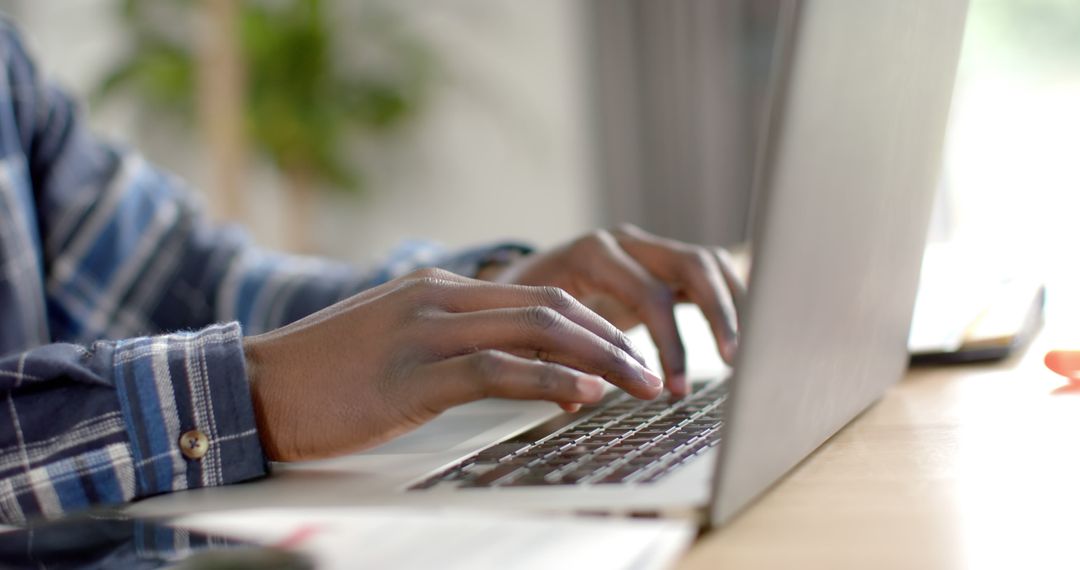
top-left (642, 368), bottom-right (663, 389)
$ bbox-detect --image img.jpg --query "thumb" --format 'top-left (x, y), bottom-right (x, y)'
top-left (1044, 350), bottom-right (1080, 381)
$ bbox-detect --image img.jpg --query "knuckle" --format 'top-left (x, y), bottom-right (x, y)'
top-left (402, 276), bottom-right (442, 292)
top-left (470, 350), bottom-right (508, 397)
top-left (405, 268), bottom-right (459, 290)
top-left (395, 277), bottom-right (450, 308)
top-left (535, 363), bottom-right (563, 394)
top-left (406, 267), bottom-right (446, 280)
top-left (522, 305), bottom-right (562, 332)
top-left (686, 247), bottom-right (713, 271)
top-left (572, 230), bottom-right (610, 254)
top-left (471, 350), bottom-right (505, 377)
top-left (537, 286), bottom-right (575, 311)
top-left (615, 330), bottom-right (636, 353)
top-left (403, 274), bottom-right (458, 300)
top-left (604, 340), bottom-right (630, 371)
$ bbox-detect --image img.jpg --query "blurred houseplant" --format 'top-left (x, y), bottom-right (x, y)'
top-left (96, 0), bottom-right (436, 251)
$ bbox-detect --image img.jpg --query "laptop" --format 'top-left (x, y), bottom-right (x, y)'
top-left (131, 0), bottom-right (970, 527)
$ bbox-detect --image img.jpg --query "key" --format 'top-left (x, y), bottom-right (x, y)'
top-left (598, 466), bottom-right (641, 484)
top-left (474, 443), bottom-right (530, 462)
top-left (468, 463), bottom-right (524, 486)
top-left (505, 475), bottom-right (564, 487)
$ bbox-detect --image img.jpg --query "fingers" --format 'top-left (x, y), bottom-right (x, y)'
top-left (431, 280), bottom-right (648, 367)
top-left (612, 225), bottom-right (741, 366)
top-left (377, 268), bottom-right (657, 401)
top-left (713, 247), bottom-right (747, 312)
top-left (711, 248), bottom-right (745, 359)
top-left (420, 350), bottom-right (608, 410)
top-left (571, 231), bottom-right (690, 396)
top-left (432, 307), bottom-right (663, 399)
top-left (1045, 350), bottom-right (1080, 381)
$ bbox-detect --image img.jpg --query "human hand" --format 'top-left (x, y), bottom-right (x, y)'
top-left (243, 268), bottom-right (662, 461)
top-left (484, 224), bottom-right (744, 397)
top-left (1045, 350), bottom-right (1080, 382)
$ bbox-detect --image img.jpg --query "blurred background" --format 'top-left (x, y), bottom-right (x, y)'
top-left (2, 0), bottom-right (1078, 335)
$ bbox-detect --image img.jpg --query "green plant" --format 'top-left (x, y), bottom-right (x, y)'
top-left (97, 0), bottom-right (436, 211)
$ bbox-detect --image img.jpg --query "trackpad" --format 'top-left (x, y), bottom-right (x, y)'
top-left (360, 414), bottom-right (517, 455)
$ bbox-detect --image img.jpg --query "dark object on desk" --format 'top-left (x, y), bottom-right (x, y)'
top-left (911, 281), bottom-right (1045, 364)
top-left (0, 511), bottom-right (312, 570)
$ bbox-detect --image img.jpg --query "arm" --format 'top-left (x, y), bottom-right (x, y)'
top-left (1, 16), bottom-right (742, 523)
top-left (32, 79), bottom-right (527, 340)
top-left (0, 19), bottom-right (524, 523)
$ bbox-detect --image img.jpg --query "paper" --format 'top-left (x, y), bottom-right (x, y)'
top-left (908, 244), bottom-right (1008, 354)
top-left (174, 507), bottom-right (696, 570)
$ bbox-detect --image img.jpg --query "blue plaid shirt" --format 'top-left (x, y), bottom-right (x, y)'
top-left (0, 20), bottom-right (526, 524)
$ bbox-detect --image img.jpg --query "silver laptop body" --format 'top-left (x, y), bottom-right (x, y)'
top-left (132, 0), bottom-right (969, 527)
top-left (710, 0), bottom-right (968, 524)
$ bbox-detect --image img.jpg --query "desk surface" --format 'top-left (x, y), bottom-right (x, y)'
top-left (680, 328), bottom-right (1080, 570)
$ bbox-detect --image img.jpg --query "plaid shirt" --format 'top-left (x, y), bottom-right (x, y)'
top-left (0, 20), bottom-right (526, 524)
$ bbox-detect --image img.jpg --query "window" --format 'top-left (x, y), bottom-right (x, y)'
top-left (944, 0), bottom-right (1080, 319)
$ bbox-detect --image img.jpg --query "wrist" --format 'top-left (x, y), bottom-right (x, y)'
top-left (243, 335), bottom-right (287, 461)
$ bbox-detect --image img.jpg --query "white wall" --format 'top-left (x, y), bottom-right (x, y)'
top-left (314, 0), bottom-right (598, 261)
top-left (5, 0), bottom-right (599, 264)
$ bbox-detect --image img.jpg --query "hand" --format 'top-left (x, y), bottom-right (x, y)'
top-left (1045, 350), bottom-right (1080, 382)
top-left (243, 268), bottom-right (662, 461)
top-left (485, 224), bottom-right (744, 397)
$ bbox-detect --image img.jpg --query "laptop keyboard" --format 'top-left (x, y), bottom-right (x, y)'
top-left (409, 380), bottom-right (727, 490)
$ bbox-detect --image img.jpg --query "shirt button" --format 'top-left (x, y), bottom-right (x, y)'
top-left (179, 430), bottom-right (209, 460)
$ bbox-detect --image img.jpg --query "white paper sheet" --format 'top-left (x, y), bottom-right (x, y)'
top-left (907, 244), bottom-right (1010, 354)
top-left (174, 507), bottom-right (695, 570)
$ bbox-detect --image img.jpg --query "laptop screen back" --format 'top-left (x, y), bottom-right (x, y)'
top-left (710, 0), bottom-right (970, 524)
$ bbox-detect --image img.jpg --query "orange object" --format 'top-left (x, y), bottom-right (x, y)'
top-left (1044, 350), bottom-right (1080, 382)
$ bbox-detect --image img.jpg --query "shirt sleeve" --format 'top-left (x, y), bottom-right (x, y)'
top-left (31, 75), bottom-right (530, 338)
top-left (0, 20), bottom-right (532, 523)
top-left (0, 323), bottom-right (262, 524)
top-left (13, 26), bottom-right (530, 341)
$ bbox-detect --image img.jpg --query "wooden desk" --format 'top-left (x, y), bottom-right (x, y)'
top-left (680, 329), bottom-right (1080, 569)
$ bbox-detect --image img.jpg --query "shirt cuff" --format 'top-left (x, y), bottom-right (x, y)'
top-left (434, 242), bottom-right (534, 278)
top-left (111, 322), bottom-right (267, 499)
